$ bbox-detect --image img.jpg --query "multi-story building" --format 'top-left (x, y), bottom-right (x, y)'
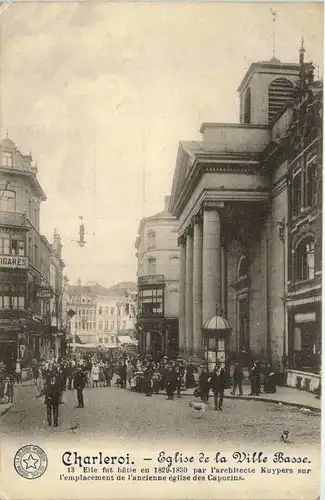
top-left (66, 282), bottom-right (137, 347)
top-left (135, 196), bottom-right (180, 358)
top-left (168, 46), bottom-right (322, 391)
top-left (0, 135), bottom-right (67, 370)
top-left (263, 48), bottom-right (322, 391)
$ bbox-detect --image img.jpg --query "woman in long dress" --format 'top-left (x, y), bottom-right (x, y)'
top-left (91, 363), bottom-right (100, 388)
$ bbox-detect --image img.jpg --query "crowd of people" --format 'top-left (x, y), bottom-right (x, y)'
top-left (0, 347), bottom-right (278, 426)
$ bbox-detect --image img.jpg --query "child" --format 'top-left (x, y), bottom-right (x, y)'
top-left (4, 375), bottom-right (14, 403)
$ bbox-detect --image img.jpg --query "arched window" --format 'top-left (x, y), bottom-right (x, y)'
top-left (0, 189), bottom-right (16, 213)
top-left (268, 78), bottom-right (294, 123)
top-left (243, 88), bottom-right (251, 124)
top-left (295, 237), bottom-right (315, 282)
top-left (237, 255), bottom-right (249, 278)
top-left (147, 230), bottom-right (156, 249)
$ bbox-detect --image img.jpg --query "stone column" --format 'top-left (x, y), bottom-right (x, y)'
top-left (193, 215), bottom-right (203, 356)
top-left (202, 206), bottom-right (221, 324)
top-left (185, 228), bottom-right (194, 354)
top-left (178, 236), bottom-right (186, 354)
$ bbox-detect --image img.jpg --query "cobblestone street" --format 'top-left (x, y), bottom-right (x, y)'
top-left (0, 382), bottom-right (320, 447)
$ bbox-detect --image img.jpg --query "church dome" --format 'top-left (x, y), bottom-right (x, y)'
top-left (1, 136), bottom-right (16, 150)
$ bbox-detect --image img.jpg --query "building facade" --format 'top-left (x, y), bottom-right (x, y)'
top-left (0, 136), bottom-right (67, 370)
top-left (66, 282), bottom-right (137, 347)
top-left (135, 196), bottom-right (180, 358)
top-left (169, 49), bottom-right (322, 390)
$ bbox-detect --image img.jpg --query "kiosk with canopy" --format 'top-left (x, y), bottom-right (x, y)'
top-left (202, 314), bottom-right (231, 372)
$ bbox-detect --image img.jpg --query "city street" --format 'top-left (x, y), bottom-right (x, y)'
top-left (0, 382), bottom-right (320, 447)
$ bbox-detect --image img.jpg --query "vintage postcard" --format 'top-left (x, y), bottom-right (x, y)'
top-left (0, 1), bottom-right (323, 499)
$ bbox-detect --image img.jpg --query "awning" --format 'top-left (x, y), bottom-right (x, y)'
top-left (118, 336), bottom-right (137, 345)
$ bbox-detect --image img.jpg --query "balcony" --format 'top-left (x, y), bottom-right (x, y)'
top-left (0, 211), bottom-right (27, 228)
top-left (138, 275), bottom-right (164, 286)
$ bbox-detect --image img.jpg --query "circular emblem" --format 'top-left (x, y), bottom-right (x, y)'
top-left (14, 445), bottom-right (48, 480)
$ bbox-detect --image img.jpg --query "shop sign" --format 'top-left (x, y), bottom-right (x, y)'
top-left (36, 287), bottom-right (53, 299)
top-left (0, 255), bottom-right (28, 269)
top-left (138, 275), bottom-right (164, 285)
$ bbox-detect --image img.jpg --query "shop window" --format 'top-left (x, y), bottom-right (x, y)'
top-left (292, 171), bottom-right (302, 216)
top-left (0, 190), bottom-right (16, 212)
top-left (138, 287), bottom-right (163, 316)
top-left (295, 238), bottom-right (315, 282)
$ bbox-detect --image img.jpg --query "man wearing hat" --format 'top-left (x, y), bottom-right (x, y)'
top-left (210, 360), bottom-right (226, 410)
top-left (44, 369), bottom-right (61, 426)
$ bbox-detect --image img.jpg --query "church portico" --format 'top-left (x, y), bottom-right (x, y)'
top-left (177, 198), bottom-right (270, 359)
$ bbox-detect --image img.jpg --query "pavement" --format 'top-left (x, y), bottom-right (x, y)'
top-left (0, 381), bottom-right (321, 446)
top-left (181, 386), bottom-right (322, 412)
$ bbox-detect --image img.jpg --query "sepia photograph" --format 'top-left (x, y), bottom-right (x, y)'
top-left (0, 1), bottom-right (323, 499)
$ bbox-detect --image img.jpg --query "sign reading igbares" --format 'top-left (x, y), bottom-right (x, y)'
top-left (0, 255), bottom-right (28, 269)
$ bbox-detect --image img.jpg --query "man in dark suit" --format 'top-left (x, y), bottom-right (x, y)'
top-left (44, 371), bottom-right (61, 426)
top-left (210, 361), bottom-right (226, 411)
top-left (74, 365), bottom-right (87, 408)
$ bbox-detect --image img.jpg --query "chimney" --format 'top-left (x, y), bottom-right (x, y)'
top-left (164, 195), bottom-right (170, 211)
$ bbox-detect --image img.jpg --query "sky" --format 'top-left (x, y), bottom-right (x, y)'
top-left (0, 1), bottom-right (323, 287)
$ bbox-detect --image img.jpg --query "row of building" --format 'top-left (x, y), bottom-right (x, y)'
top-left (0, 130), bottom-right (138, 371)
top-left (66, 281), bottom-right (137, 347)
top-left (134, 44), bottom-right (322, 391)
top-left (0, 135), bottom-right (68, 373)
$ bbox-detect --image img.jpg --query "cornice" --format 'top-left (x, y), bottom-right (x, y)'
top-left (173, 160), bottom-right (265, 218)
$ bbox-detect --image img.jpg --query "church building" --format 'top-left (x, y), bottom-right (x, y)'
top-left (168, 46), bottom-right (322, 391)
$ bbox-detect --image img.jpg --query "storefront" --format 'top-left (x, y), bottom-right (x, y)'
top-left (287, 297), bottom-right (321, 392)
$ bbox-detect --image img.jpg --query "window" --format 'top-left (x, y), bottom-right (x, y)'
top-left (98, 306), bottom-right (103, 315)
top-left (111, 336), bottom-right (115, 344)
top-left (0, 283), bottom-right (25, 310)
top-left (268, 78), bottom-right (294, 123)
top-left (292, 171), bottom-right (302, 216)
top-left (2, 151), bottom-right (13, 167)
top-left (110, 307), bottom-right (114, 315)
top-left (123, 321), bottom-right (127, 330)
top-left (147, 230), bottom-right (156, 249)
top-left (110, 321), bottom-right (115, 331)
top-left (138, 287), bottom-right (163, 316)
top-left (104, 307), bottom-right (109, 315)
top-left (104, 321), bottom-right (108, 331)
top-left (306, 162), bottom-right (317, 207)
top-left (0, 232), bottom-right (10, 254)
top-left (148, 257), bottom-right (156, 275)
top-left (238, 256), bottom-right (249, 278)
top-left (243, 88), bottom-right (251, 124)
top-left (99, 321), bottom-right (103, 331)
top-left (0, 232), bottom-right (24, 256)
top-left (295, 238), bottom-right (315, 282)
top-left (0, 190), bottom-right (16, 212)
